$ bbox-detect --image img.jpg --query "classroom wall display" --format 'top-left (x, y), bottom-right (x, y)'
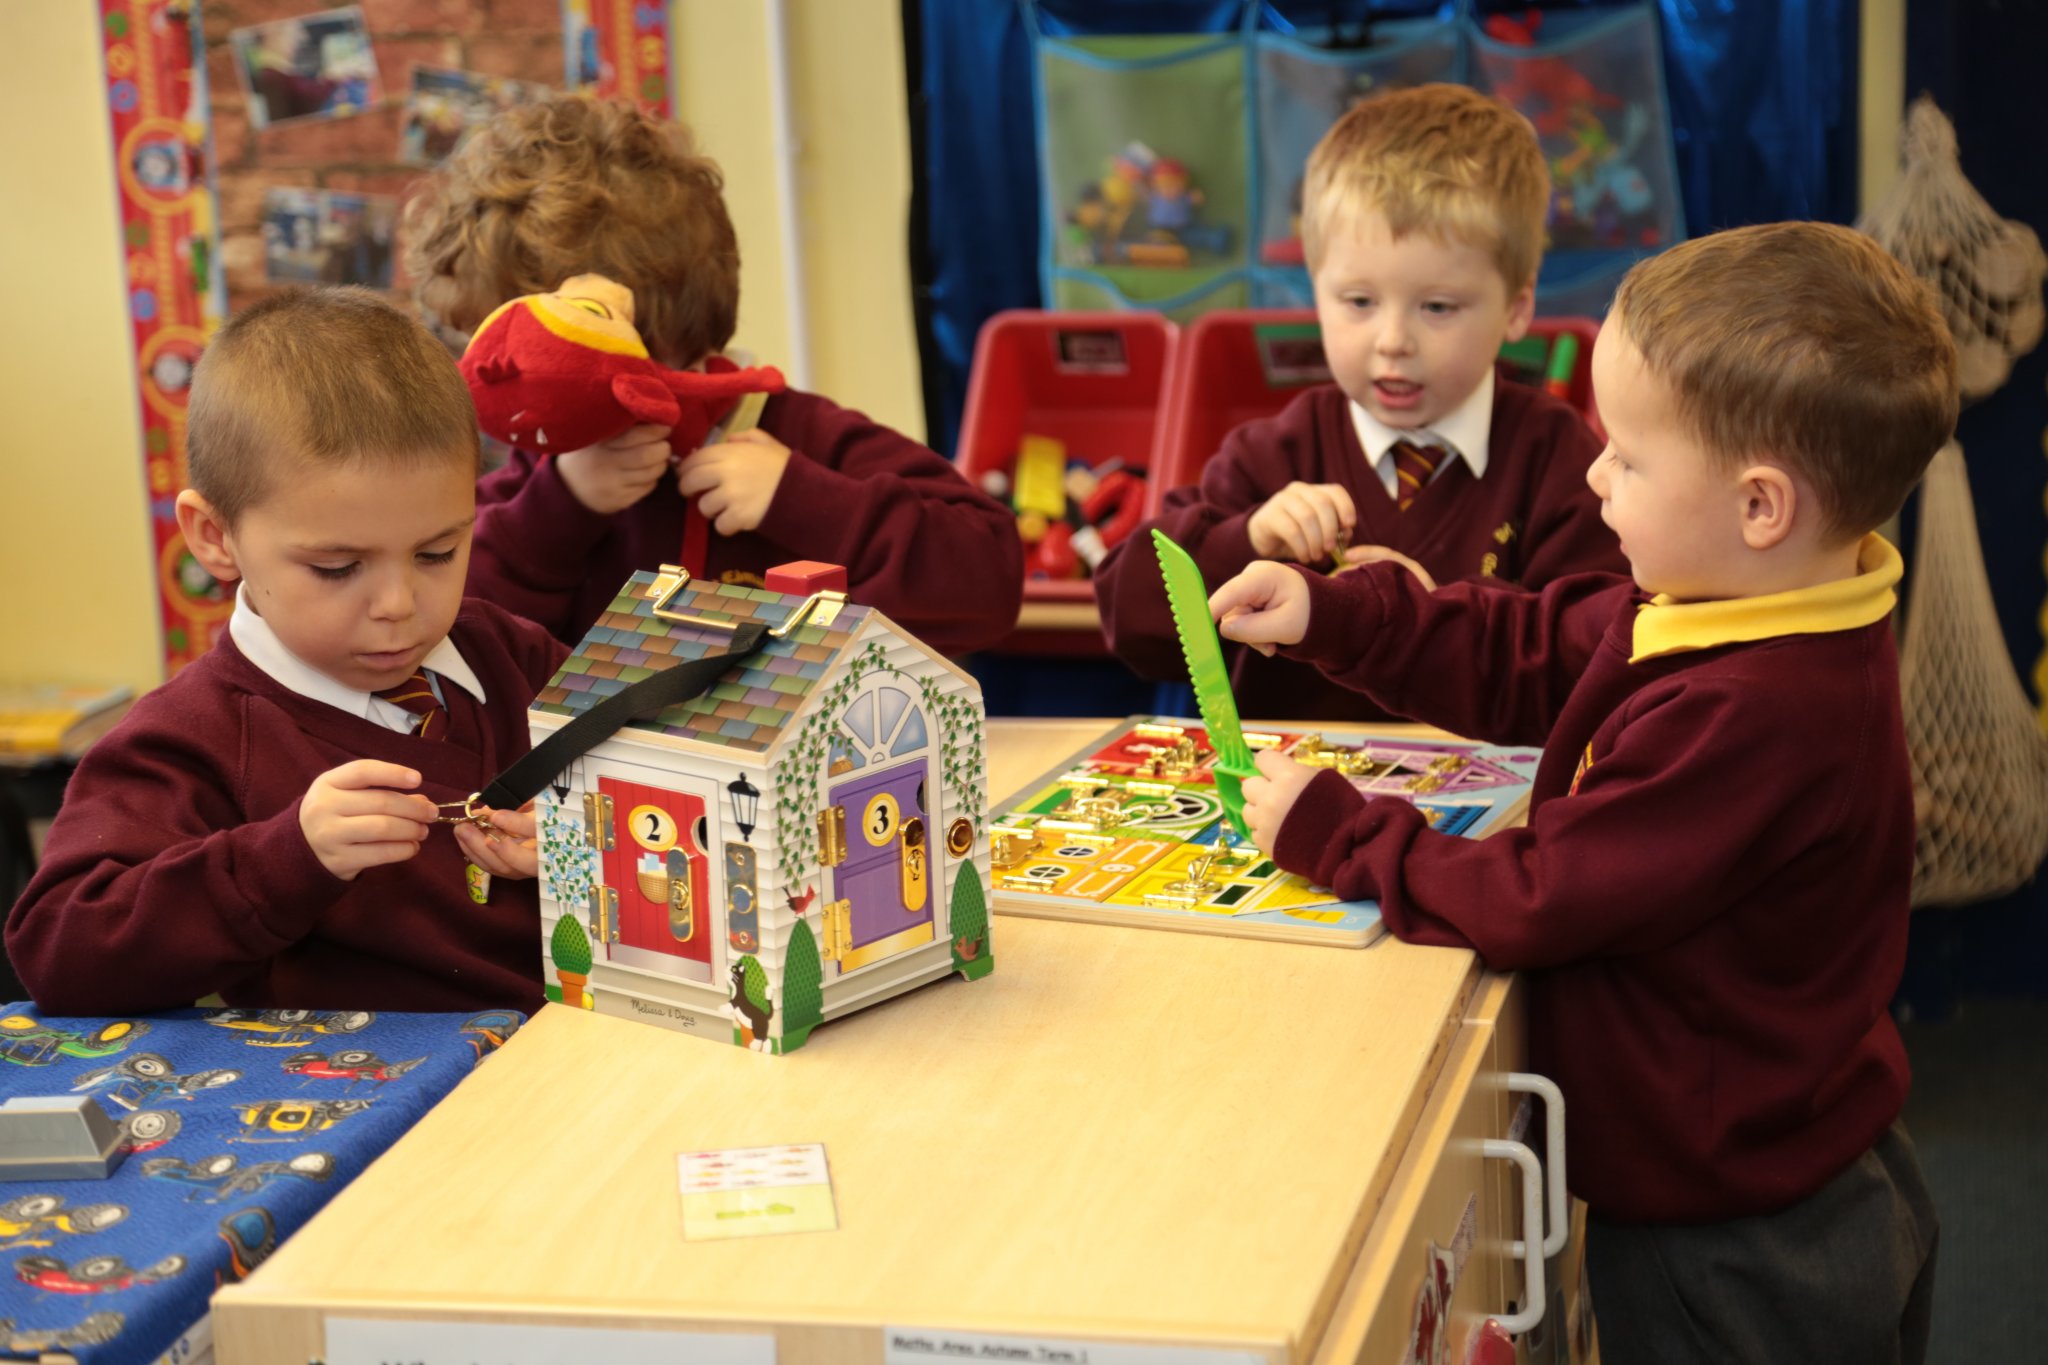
top-left (259, 186), bottom-right (397, 288)
top-left (397, 65), bottom-right (550, 168)
top-left (1028, 1), bottom-right (1685, 323)
top-left (98, 0), bottom-right (230, 677)
top-left (225, 5), bottom-right (381, 130)
top-left (101, 1), bottom-right (671, 677)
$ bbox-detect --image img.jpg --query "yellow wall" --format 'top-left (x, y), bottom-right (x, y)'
top-left (0, 3), bottom-right (163, 694)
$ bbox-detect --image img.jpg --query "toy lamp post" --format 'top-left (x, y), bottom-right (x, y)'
top-left (727, 774), bottom-right (761, 842)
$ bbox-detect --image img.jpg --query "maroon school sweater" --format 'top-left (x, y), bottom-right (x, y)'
top-left (1095, 378), bottom-right (1623, 719)
top-left (6, 601), bottom-right (567, 1016)
top-left (1267, 545), bottom-right (1915, 1223)
top-left (469, 387), bottom-right (1024, 654)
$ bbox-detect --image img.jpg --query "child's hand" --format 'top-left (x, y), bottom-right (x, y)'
top-left (1248, 482), bottom-right (1356, 565)
top-left (1336, 543), bottom-right (1437, 590)
top-left (455, 804), bottom-right (539, 881)
top-left (1210, 561), bottom-right (1311, 657)
top-left (674, 428), bottom-right (793, 536)
top-left (300, 761), bottom-right (436, 881)
top-left (1242, 748), bottom-right (1321, 853)
top-left (557, 424), bottom-right (674, 514)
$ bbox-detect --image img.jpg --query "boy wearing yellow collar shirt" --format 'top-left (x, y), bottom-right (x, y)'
top-left (1213, 222), bottom-right (1957, 1365)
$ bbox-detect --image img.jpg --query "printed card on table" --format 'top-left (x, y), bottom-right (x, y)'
top-left (678, 1142), bottom-right (838, 1240)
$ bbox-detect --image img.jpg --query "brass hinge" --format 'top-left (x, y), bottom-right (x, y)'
top-left (817, 805), bottom-right (847, 868)
top-left (821, 897), bottom-right (853, 962)
top-left (587, 885), bottom-right (617, 944)
top-left (583, 793), bottom-right (614, 850)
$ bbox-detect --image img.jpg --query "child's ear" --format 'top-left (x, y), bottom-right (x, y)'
top-left (174, 490), bottom-right (244, 584)
top-left (1736, 465), bottom-right (1798, 551)
top-left (1502, 284), bottom-right (1536, 343)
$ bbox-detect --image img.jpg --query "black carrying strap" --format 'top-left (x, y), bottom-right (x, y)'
top-left (480, 621), bottom-right (768, 810)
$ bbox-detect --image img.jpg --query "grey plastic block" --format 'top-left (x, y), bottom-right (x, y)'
top-left (0, 1095), bottom-right (126, 1181)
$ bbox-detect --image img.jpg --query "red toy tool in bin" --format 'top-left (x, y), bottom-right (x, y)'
top-left (1150, 309), bottom-right (1604, 517)
top-left (955, 311), bottom-right (1179, 623)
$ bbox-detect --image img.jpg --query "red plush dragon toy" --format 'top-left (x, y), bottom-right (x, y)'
top-left (459, 273), bottom-right (786, 456)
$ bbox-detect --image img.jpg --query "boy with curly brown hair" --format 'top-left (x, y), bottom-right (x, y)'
top-left (404, 95), bottom-right (1022, 654)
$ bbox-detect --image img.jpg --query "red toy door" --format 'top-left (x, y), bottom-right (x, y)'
top-left (599, 775), bottom-right (711, 969)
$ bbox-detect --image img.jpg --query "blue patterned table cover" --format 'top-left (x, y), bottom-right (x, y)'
top-left (0, 1004), bottom-right (523, 1362)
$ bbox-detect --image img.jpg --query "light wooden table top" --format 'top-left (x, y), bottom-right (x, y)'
top-left (214, 719), bottom-right (1482, 1363)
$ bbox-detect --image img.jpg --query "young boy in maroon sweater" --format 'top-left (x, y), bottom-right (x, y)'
top-left (404, 95), bottom-right (1023, 654)
top-left (1096, 84), bottom-right (1622, 720)
top-left (1212, 224), bottom-right (1958, 1365)
top-left (7, 290), bottom-right (567, 1016)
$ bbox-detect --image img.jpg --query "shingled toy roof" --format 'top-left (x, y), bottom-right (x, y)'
top-left (530, 571), bottom-right (871, 753)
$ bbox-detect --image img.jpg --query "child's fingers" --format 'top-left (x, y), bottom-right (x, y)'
top-left (1208, 568), bottom-right (1275, 622)
top-left (477, 806), bottom-right (536, 841)
top-left (1300, 488), bottom-right (1346, 556)
top-left (673, 448), bottom-right (732, 497)
top-left (605, 423), bottom-right (673, 449)
top-left (329, 788), bottom-right (437, 824)
top-left (340, 812), bottom-right (434, 845)
top-left (319, 761), bottom-right (421, 792)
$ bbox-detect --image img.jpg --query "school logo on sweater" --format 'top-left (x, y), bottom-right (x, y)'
top-left (1568, 742), bottom-right (1595, 796)
top-left (1480, 521), bottom-right (1520, 580)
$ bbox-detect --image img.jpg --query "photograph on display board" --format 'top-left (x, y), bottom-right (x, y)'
top-left (261, 188), bottom-right (397, 288)
top-left (229, 5), bottom-right (380, 130)
top-left (398, 65), bottom-right (551, 167)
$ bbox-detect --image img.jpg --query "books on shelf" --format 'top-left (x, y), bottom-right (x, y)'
top-left (0, 683), bottom-right (134, 760)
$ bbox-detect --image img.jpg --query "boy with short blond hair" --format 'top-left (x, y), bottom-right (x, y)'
top-left (1097, 82), bottom-right (1621, 720)
top-left (8, 289), bottom-right (566, 1016)
top-left (1215, 221), bottom-right (1959, 1364)
top-left (404, 94), bottom-right (1022, 654)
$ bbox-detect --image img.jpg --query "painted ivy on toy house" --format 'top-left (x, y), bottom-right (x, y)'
top-left (771, 640), bottom-right (985, 886)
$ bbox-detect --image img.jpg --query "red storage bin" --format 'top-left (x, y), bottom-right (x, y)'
top-left (956, 310), bottom-right (1180, 610)
top-left (1151, 309), bottom-right (1604, 514)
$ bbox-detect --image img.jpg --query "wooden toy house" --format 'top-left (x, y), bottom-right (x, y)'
top-left (529, 562), bottom-right (994, 1054)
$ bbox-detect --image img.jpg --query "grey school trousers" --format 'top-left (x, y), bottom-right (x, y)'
top-left (1584, 1122), bottom-right (1937, 1365)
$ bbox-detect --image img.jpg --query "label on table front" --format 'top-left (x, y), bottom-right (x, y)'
top-left (886, 1329), bottom-right (1266, 1365)
top-left (326, 1317), bottom-right (775, 1364)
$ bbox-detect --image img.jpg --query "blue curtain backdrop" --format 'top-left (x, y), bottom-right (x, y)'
top-left (906, 0), bottom-right (1861, 457)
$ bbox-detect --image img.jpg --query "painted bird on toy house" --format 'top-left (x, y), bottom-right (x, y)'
top-left (525, 560), bottom-right (994, 1054)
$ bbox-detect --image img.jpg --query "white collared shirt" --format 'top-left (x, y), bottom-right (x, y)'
top-left (229, 586), bottom-right (487, 734)
top-left (1348, 368), bottom-right (1495, 501)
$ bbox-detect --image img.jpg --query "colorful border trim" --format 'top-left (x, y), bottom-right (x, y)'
top-left (563, 0), bottom-right (672, 116)
top-left (101, 0), bottom-right (229, 677)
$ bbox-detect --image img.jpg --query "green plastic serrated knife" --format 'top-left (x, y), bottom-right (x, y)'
top-left (1151, 529), bottom-right (1256, 839)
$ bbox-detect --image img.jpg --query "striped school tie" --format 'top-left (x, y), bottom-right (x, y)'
top-left (373, 670), bottom-right (446, 740)
top-left (1391, 439), bottom-right (1448, 510)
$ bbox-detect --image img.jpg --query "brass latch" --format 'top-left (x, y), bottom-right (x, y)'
top-left (583, 792), bottom-right (614, 850)
top-left (821, 897), bottom-right (853, 962)
top-left (900, 817), bottom-right (928, 912)
top-left (817, 805), bottom-right (847, 868)
top-left (666, 850), bottom-right (694, 943)
top-left (644, 564), bottom-right (847, 637)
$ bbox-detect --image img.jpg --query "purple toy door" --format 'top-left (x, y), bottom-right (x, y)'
top-left (827, 759), bottom-right (933, 972)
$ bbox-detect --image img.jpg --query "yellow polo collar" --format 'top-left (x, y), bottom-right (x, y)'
top-left (1630, 534), bottom-right (1901, 664)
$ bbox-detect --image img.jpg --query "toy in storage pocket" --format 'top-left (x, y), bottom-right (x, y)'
top-left (1151, 309), bottom-right (1604, 512)
top-left (955, 311), bottom-right (1178, 602)
top-left (1253, 19), bottom-right (1461, 275)
top-left (1468, 5), bottom-right (1685, 292)
top-left (1035, 27), bottom-right (1251, 314)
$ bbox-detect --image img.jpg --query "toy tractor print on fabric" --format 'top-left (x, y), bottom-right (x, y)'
top-left (530, 559), bottom-right (993, 1053)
